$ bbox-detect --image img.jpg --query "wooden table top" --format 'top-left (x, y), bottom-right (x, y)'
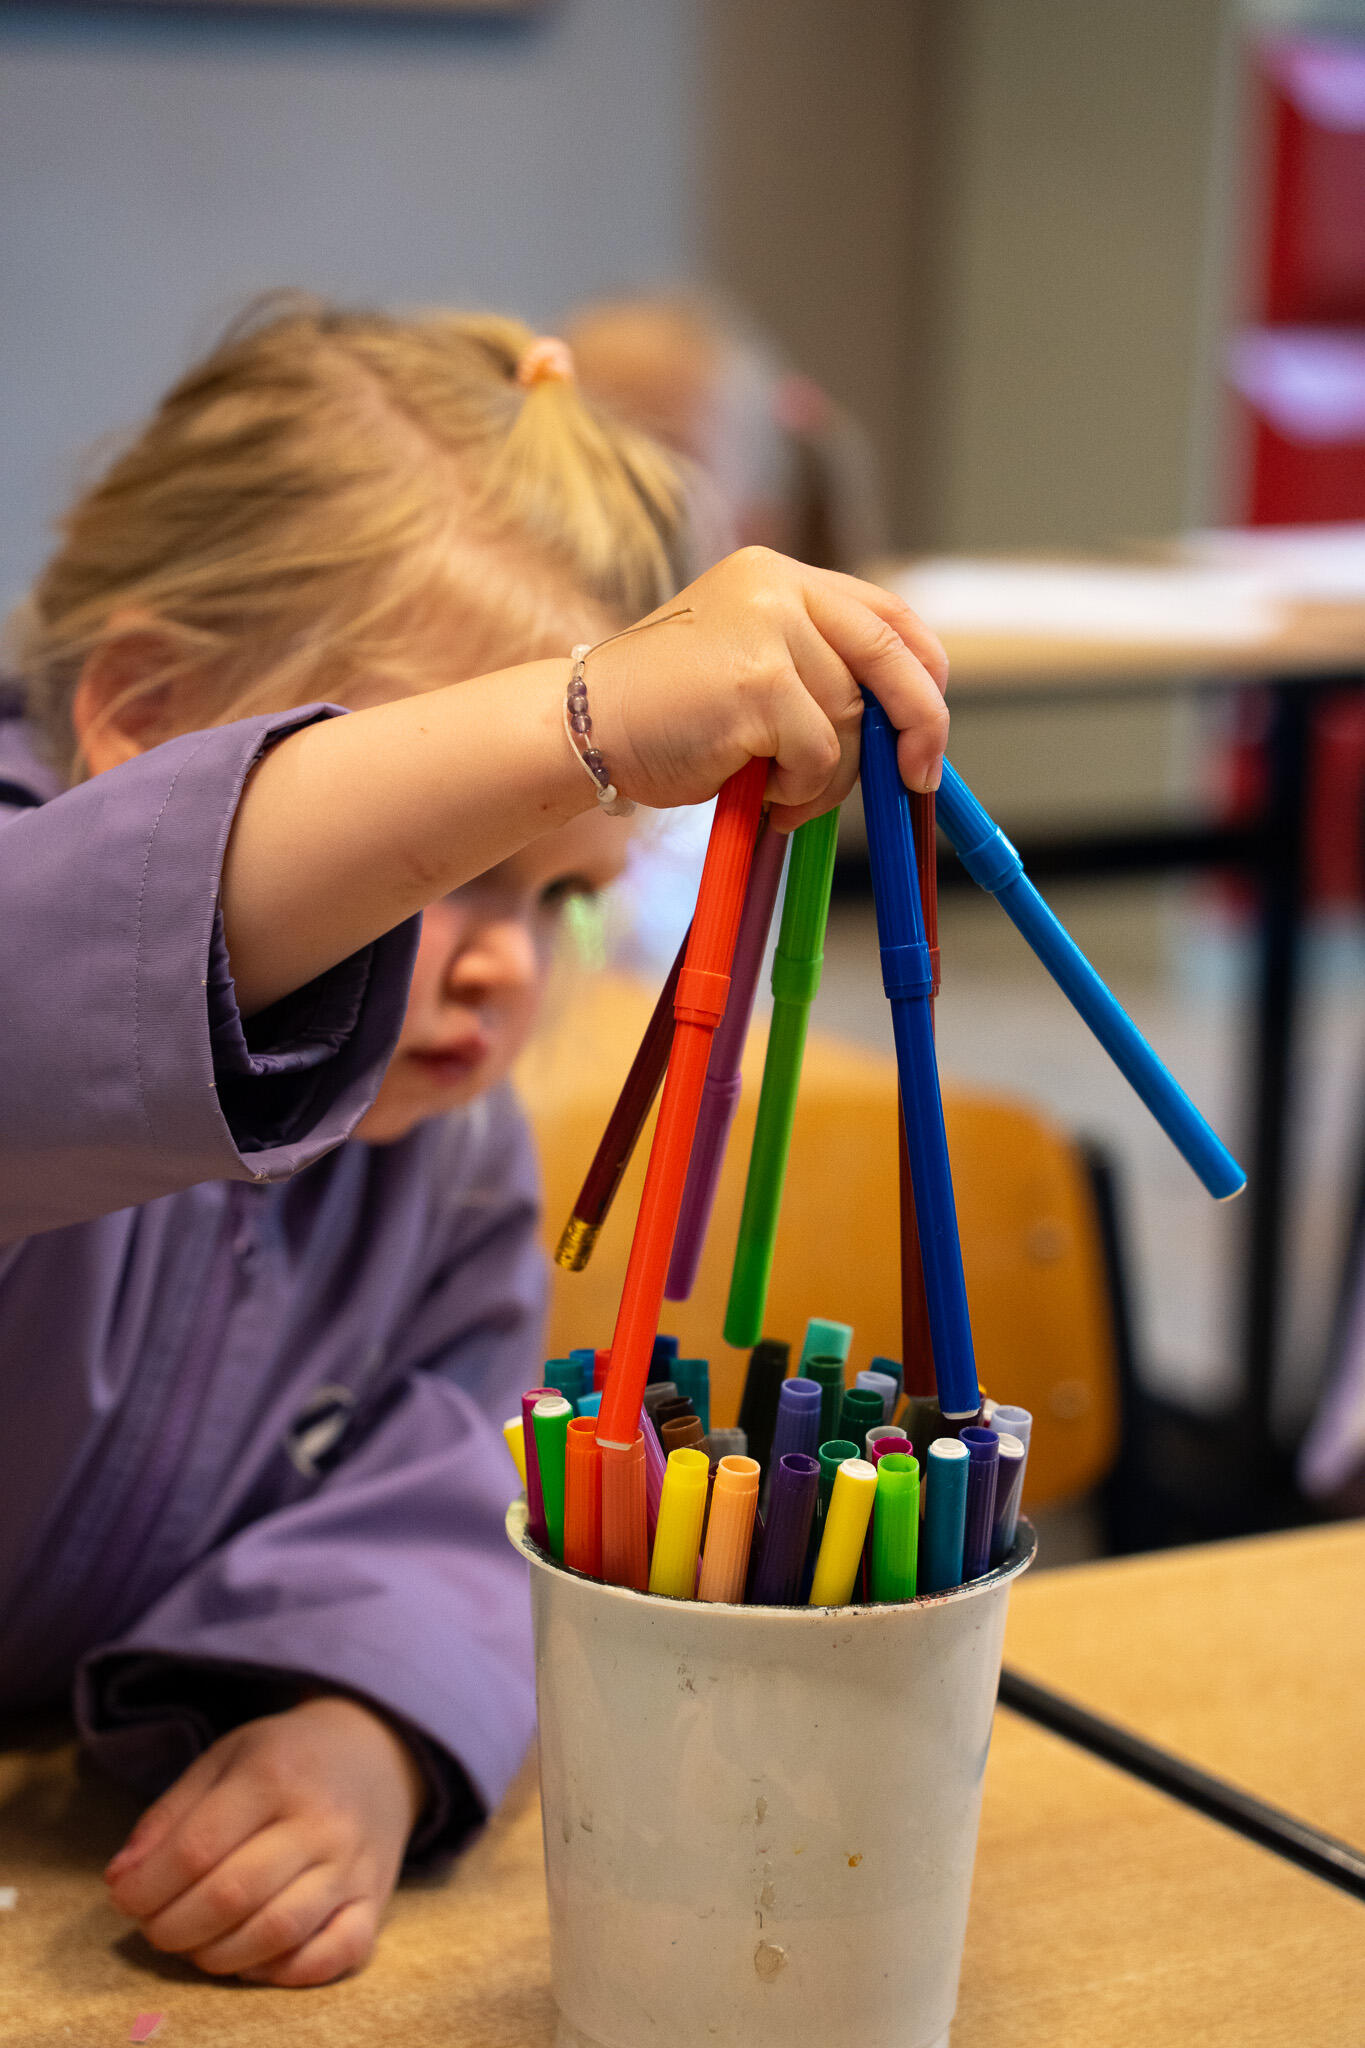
top-left (1003, 1519), bottom-right (1365, 1850)
top-left (4, 1589), bottom-right (1363, 2047)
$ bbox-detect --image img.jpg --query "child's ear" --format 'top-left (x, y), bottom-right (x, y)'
top-left (72, 623), bottom-right (184, 775)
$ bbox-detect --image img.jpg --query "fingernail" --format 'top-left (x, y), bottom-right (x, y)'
top-left (920, 757), bottom-right (943, 794)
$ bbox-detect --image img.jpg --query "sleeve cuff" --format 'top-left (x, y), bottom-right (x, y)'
top-left (76, 1652), bottom-right (485, 1862)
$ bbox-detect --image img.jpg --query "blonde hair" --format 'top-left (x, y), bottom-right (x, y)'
top-left (16, 295), bottom-right (688, 774)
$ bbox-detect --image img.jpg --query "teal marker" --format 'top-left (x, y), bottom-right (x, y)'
top-left (531, 1396), bottom-right (573, 1560)
top-left (723, 812), bottom-right (842, 1349)
top-left (800, 1317), bottom-right (853, 1371)
top-left (673, 1358), bottom-right (711, 1437)
top-left (870, 1450), bottom-right (919, 1602)
top-left (576, 1390), bottom-right (603, 1419)
top-left (920, 1437), bottom-right (969, 1593)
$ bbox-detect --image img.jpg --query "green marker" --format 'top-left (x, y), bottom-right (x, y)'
top-left (871, 1450), bottom-right (919, 1601)
top-left (807, 1357), bottom-right (847, 1447)
top-left (531, 1396), bottom-right (573, 1560)
top-left (816, 1438), bottom-right (860, 1520)
top-left (839, 1386), bottom-right (884, 1451)
top-left (673, 1358), bottom-right (711, 1437)
top-left (723, 811), bottom-right (841, 1349)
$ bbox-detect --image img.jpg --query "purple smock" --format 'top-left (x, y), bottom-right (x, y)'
top-left (0, 698), bottom-right (542, 1852)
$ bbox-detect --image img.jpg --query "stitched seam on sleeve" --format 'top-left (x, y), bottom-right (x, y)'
top-left (131, 731), bottom-right (220, 1141)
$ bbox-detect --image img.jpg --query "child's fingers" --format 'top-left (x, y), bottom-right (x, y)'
top-left (107, 1764), bottom-right (278, 1922)
top-left (185, 1859), bottom-right (349, 1978)
top-left (800, 562), bottom-right (951, 693)
top-left (799, 571), bottom-right (950, 795)
top-left (104, 1739), bottom-right (236, 1883)
top-left (238, 1895), bottom-right (381, 1988)
top-left (135, 1820), bottom-right (316, 1960)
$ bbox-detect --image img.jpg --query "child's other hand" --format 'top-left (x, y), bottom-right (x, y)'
top-left (586, 546), bottom-right (950, 828)
top-left (103, 1695), bottom-right (426, 1986)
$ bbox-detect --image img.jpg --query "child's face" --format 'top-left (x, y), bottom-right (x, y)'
top-left (353, 805), bottom-right (632, 1145)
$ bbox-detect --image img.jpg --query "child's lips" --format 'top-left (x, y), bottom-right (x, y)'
top-left (406, 1034), bottom-right (492, 1086)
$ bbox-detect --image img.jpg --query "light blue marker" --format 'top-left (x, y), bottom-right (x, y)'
top-left (935, 761), bottom-right (1245, 1201)
top-left (575, 1390), bottom-right (603, 1419)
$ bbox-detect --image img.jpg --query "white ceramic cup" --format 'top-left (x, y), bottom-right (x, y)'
top-left (508, 1501), bottom-right (1035, 2048)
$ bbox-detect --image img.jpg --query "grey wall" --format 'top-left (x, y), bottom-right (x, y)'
top-left (0, 0), bottom-right (698, 608)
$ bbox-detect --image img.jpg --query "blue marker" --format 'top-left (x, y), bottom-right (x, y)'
top-left (860, 694), bottom-right (979, 1419)
top-left (576, 1390), bottom-right (603, 1419)
top-left (935, 761), bottom-right (1245, 1201)
top-left (921, 1437), bottom-right (969, 1593)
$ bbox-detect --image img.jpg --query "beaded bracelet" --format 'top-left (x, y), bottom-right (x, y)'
top-left (563, 607), bottom-right (693, 818)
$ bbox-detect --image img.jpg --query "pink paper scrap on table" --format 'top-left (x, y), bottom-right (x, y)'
top-left (129, 2016), bottom-right (164, 2043)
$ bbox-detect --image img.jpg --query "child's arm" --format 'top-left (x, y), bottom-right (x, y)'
top-left (220, 550), bottom-right (948, 1014)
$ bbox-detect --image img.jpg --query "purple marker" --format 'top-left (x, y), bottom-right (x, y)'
top-left (751, 1453), bottom-right (820, 1605)
top-left (960, 1426), bottom-right (1000, 1580)
top-left (521, 1387), bottom-right (557, 1550)
top-left (769, 1377), bottom-right (823, 1469)
top-left (640, 1404), bottom-right (667, 1543)
top-left (856, 1369), bottom-right (899, 1423)
top-left (989, 1431), bottom-right (1026, 1564)
top-left (666, 821), bottom-right (789, 1300)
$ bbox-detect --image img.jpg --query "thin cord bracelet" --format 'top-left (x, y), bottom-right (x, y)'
top-left (564, 607), bottom-right (693, 818)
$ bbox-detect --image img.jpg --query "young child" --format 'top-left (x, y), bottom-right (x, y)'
top-left (0, 298), bottom-right (948, 1988)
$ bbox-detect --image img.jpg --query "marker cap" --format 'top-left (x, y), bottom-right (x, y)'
top-left (563, 1416), bottom-right (604, 1579)
top-left (696, 1454), bottom-right (761, 1603)
top-left (648, 1446), bottom-right (711, 1599)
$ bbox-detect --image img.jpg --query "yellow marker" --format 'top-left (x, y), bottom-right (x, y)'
top-left (808, 1457), bottom-right (877, 1606)
top-left (647, 1447), bottom-right (710, 1599)
top-left (502, 1417), bottom-right (528, 1488)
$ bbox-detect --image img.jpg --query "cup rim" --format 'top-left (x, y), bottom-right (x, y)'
top-left (506, 1498), bottom-right (1036, 1618)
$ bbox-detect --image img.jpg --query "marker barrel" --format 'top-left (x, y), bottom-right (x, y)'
top-left (673, 1358), bottom-right (711, 1436)
top-left (990, 1432), bottom-right (1027, 1565)
top-left (868, 1430), bottom-right (911, 1465)
top-left (861, 695), bottom-right (979, 1419)
top-left (769, 1377), bottom-right (823, 1467)
top-left (801, 1316), bottom-right (853, 1371)
top-left (696, 1455), bottom-right (761, 1603)
top-left (752, 1453), bottom-right (819, 1605)
top-left (661, 1414), bottom-right (707, 1456)
top-left (809, 1457), bottom-right (878, 1606)
top-left (870, 1451), bottom-right (920, 1602)
top-left (668, 822), bottom-right (788, 1301)
top-left (856, 1369), bottom-right (899, 1422)
top-left (600, 1434), bottom-right (649, 1592)
top-left (599, 759), bottom-right (768, 1449)
top-left (640, 1407), bottom-right (666, 1541)
top-left (502, 1417), bottom-right (528, 1488)
top-left (805, 1356), bottom-right (846, 1446)
top-left (563, 1416), bottom-right (604, 1580)
top-left (648, 1447), bottom-right (711, 1599)
top-left (736, 1339), bottom-right (788, 1477)
top-left (521, 1386), bottom-right (557, 1551)
top-left (935, 760), bottom-right (1245, 1200)
top-left (723, 813), bottom-right (841, 1350)
top-left (839, 1386), bottom-right (884, 1449)
top-left (532, 1397), bottom-right (574, 1560)
top-left (960, 1427), bottom-right (1000, 1581)
top-left (704, 1427), bottom-right (747, 1465)
top-left (921, 1437), bottom-right (969, 1593)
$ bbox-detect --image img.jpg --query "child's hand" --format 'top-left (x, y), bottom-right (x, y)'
top-left (103, 1695), bottom-right (426, 1986)
top-left (585, 546), bottom-right (950, 827)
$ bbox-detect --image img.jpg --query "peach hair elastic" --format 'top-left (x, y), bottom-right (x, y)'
top-left (516, 336), bottom-right (576, 388)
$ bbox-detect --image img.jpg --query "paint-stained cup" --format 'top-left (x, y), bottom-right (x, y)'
top-left (508, 1501), bottom-right (1035, 2048)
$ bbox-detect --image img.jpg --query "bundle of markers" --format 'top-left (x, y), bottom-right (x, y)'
top-left (514, 703), bottom-right (1242, 1613)
top-left (505, 1316), bottom-right (1035, 1607)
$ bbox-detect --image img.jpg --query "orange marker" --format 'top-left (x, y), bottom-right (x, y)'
top-left (600, 1433), bottom-right (649, 1591)
top-left (563, 1416), bottom-right (604, 1579)
top-left (597, 759), bottom-right (768, 1454)
top-left (593, 1347), bottom-right (611, 1393)
top-left (697, 1454), bottom-right (761, 1603)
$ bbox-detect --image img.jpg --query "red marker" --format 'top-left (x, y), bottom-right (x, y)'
top-left (597, 759), bottom-right (768, 1452)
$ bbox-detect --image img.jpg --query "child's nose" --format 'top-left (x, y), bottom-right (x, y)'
top-left (448, 914), bottom-right (539, 997)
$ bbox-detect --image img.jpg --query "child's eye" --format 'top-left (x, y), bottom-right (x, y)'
top-left (539, 875), bottom-right (597, 914)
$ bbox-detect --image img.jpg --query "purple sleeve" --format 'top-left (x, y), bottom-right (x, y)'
top-left (76, 1098), bottom-right (547, 1854)
top-left (0, 708), bottom-right (419, 1242)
